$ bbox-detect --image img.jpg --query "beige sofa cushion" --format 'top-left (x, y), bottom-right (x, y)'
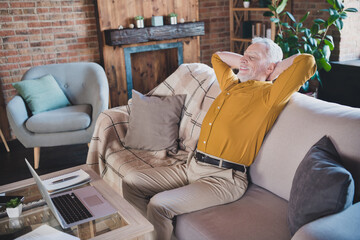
top-left (250, 92), bottom-right (360, 201)
top-left (175, 184), bottom-right (291, 240)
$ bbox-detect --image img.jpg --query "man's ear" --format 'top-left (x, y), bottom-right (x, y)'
top-left (266, 63), bottom-right (276, 81)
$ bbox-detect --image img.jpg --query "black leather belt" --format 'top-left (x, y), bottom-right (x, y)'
top-left (195, 152), bottom-right (247, 173)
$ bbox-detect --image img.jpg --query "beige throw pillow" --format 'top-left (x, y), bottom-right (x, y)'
top-left (124, 90), bottom-right (186, 153)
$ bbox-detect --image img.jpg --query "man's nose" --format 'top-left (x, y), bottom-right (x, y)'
top-left (240, 56), bottom-right (248, 63)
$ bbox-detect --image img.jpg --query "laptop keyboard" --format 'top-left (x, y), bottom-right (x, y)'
top-left (52, 193), bottom-right (93, 224)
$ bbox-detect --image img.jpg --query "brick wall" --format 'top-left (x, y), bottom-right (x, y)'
top-left (0, 0), bottom-right (100, 105)
top-left (199, 0), bottom-right (230, 66)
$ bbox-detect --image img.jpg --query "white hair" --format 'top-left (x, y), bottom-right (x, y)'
top-left (252, 37), bottom-right (283, 63)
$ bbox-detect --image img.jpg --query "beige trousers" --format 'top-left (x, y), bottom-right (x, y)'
top-left (122, 153), bottom-right (248, 240)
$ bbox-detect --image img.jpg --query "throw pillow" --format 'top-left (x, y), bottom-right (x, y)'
top-left (12, 74), bottom-right (71, 115)
top-left (124, 90), bottom-right (186, 153)
top-left (288, 135), bottom-right (355, 236)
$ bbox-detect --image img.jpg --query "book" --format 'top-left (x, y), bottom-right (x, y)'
top-left (15, 224), bottom-right (79, 240)
top-left (42, 169), bottom-right (91, 194)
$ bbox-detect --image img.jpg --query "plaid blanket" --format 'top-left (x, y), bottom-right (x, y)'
top-left (86, 63), bottom-right (221, 194)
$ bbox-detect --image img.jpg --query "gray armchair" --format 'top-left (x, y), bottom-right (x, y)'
top-left (6, 62), bottom-right (109, 169)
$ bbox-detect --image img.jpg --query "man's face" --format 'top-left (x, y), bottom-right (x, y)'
top-left (237, 43), bottom-right (273, 82)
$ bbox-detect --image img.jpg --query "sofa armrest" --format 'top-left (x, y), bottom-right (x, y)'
top-left (291, 202), bottom-right (360, 240)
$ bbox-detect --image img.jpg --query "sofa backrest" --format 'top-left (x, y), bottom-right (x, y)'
top-left (250, 92), bottom-right (360, 202)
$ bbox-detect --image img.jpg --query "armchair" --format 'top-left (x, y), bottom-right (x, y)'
top-left (6, 62), bottom-right (109, 169)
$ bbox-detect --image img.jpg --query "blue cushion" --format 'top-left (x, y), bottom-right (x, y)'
top-left (12, 74), bottom-right (71, 115)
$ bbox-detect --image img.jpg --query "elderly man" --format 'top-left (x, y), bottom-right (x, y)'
top-left (123, 37), bottom-right (316, 240)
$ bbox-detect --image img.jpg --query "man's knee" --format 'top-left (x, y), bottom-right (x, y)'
top-left (148, 193), bottom-right (174, 219)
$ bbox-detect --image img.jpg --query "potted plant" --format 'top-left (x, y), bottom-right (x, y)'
top-left (263, 0), bottom-right (358, 94)
top-left (168, 12), bottom-right (178, 25)
top-left (134, 16), bottom-right (144, 28)
top-left (243, 0), bottom-right (250, 8)
top-left (6, 198), bottom-right (23, 218)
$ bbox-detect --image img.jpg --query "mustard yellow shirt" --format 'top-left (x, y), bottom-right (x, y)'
top-left (197, 53), bottom-right (316, 166)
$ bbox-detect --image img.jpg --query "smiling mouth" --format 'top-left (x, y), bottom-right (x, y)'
top-left (238, 66), bottom-right (248, 71)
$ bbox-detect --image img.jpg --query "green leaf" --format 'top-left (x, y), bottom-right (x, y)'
top-left (304, 29), bottom-right (311, 38)
top-left (268, 5), bottom-right (277, 12)
top-left (315, 71), bottom-right (322, 87)
top-left (345, 8), bottom-right (358, 13)
top-left (301, 81), bottom-right (309, 92)
top-left (276, 0), bottom-right (288, 14)
top-left (326, 0), bottom-right (335, 6)
top-left (288, 35), bottom-right (298, 45)
top-left (300, 11), bottom-right (310, 23)
top-left (309, 38), bottom-right (317, 47)
top-left (310, 23), bottom-right (320, 35)
top-left (281, 22), bottom-right (290, 28)
top-left (325, 35), bottom-right (334, 43)
top-left (334, 19), bottom-right (344, 30)
top-left (327, 14), bottom-right (340, 26)
top-left (319, 57), bottom-right (332, 72)
top-left (304, 43), bottom-right (312, 53)
top-left (324, 38), bottom-right (334, 51)
top-left (263, 11), bottom-right (274, 17)
top-left (270, 17), bottom-right (280, 23)
top-left (323, 45), bottom-right (331, 60)
top-left (285, 11), bottom-right (296, 22)
top-left (280, 42), bottom-right (290, 53)
top-left (340, 12), bottom-right (348, 19)
top-left (314, 18), bottom-right (326, 24)
top-left (334, 0), bottom-right (344, 10)
top-left (313, 49), bottom-right (323, 59)
top-left (290, 48), bottom-right (301, 56)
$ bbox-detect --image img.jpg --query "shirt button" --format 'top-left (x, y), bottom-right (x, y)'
top-left (226, 92), bottom-right (230, 95)
top-left (209, 122), bottom-right (212, 125)
top-left (203, 141), bottom-right (206, 144)
top-left (217, 106), bottom-right (220, 109)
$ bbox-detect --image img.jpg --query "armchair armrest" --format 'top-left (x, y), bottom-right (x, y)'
top-left (292, 202), bottom-right (360, 240)
top-left (6, 96), bottom-right (33, 147)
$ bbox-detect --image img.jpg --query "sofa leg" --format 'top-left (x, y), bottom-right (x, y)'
top-left (34, 147), bottom-right (40, 169)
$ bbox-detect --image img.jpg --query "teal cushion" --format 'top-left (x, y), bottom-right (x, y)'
top-left (12, 74), bottom-right (71, 115)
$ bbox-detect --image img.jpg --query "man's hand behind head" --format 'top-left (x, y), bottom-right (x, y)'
top-left (267, 54), bottom-right (301, 81)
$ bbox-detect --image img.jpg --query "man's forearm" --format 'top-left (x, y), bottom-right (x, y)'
top-left (268, 54), bottom-right (300, 81)
top-left (215, 51), bottom-right (243, 69)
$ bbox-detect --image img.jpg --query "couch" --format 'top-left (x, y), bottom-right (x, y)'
top-left (86, 63), bottom-right (360, 240)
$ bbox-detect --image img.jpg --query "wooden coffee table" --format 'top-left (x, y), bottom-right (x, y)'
top-left (0, 164), bottom-right (153, 239)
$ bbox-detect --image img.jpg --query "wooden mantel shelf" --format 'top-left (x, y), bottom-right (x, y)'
top-left (104, 21), bottom-right (205, 46)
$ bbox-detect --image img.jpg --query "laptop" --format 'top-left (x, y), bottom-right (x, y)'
top-left (25, 159), bottom-right (117, 229)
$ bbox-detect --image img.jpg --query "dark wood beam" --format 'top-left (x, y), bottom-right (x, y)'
top-left (104, 22), bottom-right (205, 46)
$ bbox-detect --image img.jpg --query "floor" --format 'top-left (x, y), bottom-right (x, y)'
top-left (0, 139), bottom-right (88, 186)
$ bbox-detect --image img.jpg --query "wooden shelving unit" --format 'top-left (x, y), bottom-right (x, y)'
top-left (229, 1), bottom-right (276, 53)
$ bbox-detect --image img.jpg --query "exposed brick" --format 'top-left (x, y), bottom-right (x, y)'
top-left (0, 2), bottom-right (9, 8)
top-left (3, 36), bottom-right (29, 43)
top-left (0, 30), bottom-right (15, 37)
top-left (0, 16), bottom-right (12, 22)
top-left (13, 15), bottom-right (39, 22)
top-left (37, 8), bottom-right (49, 13)
top-left (7, 55), bottom-right (31, 63)
top-left (27, 22), bottom-right (52, 28)
top-left (0, 64), bottom-right (19, 71)
top-left (10, 2), bottom-right (35, 8)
